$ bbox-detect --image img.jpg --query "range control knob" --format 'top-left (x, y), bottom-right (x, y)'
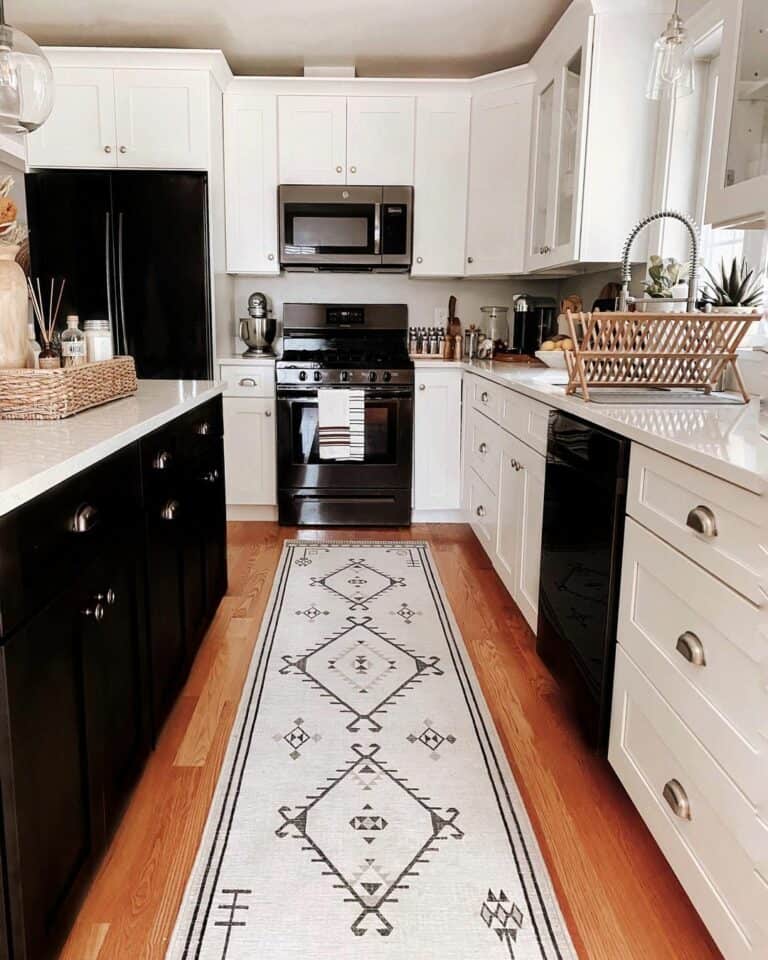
top-left (368, 371), bottom-right (377, 383)
top-left (299, 370), bottom-right (307, 381)
top-left (382, 371), bottom-right (392, 382)
top-left (340, 370), bottom-right (349, 382)
top-left (313, 370), bottom-right (322, 382)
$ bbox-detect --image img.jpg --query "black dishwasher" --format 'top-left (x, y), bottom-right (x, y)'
top-left (536, 411), bottom-right (630, 751)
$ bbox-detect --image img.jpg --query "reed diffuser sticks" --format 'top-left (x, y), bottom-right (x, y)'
top-left (28, 276), bottom-right (65, 350)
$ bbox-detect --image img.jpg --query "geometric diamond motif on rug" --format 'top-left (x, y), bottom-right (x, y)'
top-left (279, 616), bottom-right (443, 732)
top-left (407, 718), bottom-right (457, 760)
top-left (481, 889), bottom-right (524, 959)
top-left (276, 743), bottom-right (463, 937)
top-left (310, 558), bottom-right (406, 611)
top-left (272, 718), bottom-right (321, 759)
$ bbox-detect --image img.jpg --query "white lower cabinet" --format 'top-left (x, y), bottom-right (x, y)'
top-left (413, 367), bottom-right (462, 512)
top-left (222, 396), bottom-right (276, 506)
top-left (467, 470), bottom-right (498, 553)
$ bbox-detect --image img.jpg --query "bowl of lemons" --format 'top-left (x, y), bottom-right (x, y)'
top-left (535, 335), bottom-right (573, 368)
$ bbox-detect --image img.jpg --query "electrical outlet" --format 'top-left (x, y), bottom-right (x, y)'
top-left (434, 307), bottom-right (449, 326)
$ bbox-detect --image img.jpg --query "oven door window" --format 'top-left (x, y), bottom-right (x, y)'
top-left (283, 203), bottom-right (376, 256)
top-left (290, 397), bottom-right (397, 464)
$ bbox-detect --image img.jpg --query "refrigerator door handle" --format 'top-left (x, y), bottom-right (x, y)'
top-left (116, 211), bottom-right (128, 358)
top-left (105, 211), bottom-right (118, 352)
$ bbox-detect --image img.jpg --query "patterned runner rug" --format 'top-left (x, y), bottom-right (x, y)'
top-left (168, 541), bottom-right (577, 960)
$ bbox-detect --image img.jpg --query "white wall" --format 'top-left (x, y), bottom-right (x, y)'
top-left (220, 273), bottom-right (558, 357)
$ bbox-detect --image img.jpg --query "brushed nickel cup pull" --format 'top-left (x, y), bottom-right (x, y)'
top-left (83, 602), bottom-right (105, 622)
top-left (72, 503), bottom-right (99, 533)
top-left (238, 377), bottom-right (257, 387)
top-left (161, 499), bottom-right (180, 521)
top-left (663, 779), bottom-right (692, 820)
top-left (479, 442), bottom-right (488, 454)
top-left (676, 630), bottom-right (706, 666)
top-left (686, 504), bottom-right (717, 538)
top-left (196, 421), bottom-right (211, 436)
top-left (153, 450), bottom-right (172, 470)
top-left (476, 505), bottom-right (486, 518)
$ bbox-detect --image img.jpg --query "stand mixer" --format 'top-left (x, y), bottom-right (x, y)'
top-left (239, 291), bottom-right (277, 356)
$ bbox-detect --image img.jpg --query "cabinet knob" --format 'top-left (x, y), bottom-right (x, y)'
top-left (479, 442), bottom-right (488, 455)
top-left (475, 505), bottom-right (486, 518)
top-left (510, 458), bottom-right (518, 469)
top-left (662, 779), bottom-right (691, 820)
top-left (267, 253), bottom-right (275, 261)
top-left (202, 468), bottom-right (220, 484)
top-left (119, 145), bottom-right (127, 154)
top-left (71, 503), bottom-right (99, 534)
top-left (95, 588), bottom-right (117, 606)
top-left (335, 165), bottom-right (343, 173)
top-left (349, 165), bottom-right (357, 173)
top-left (686, 504), bottom-right (717, 539)
top-left (196, 421), bottom-right (211, 436)
top-left (676, 631), bottom-right (706, 667)
top-left (515, 461), bottom-right (523, 472)
top-left (416, 256), bottom-right (423, 264)
top-left (480, 391), bottom-right (489, 403)
top-left (153, 450), bottom-right (172, 470)
top-left (161, 499), bottom-right (180, 521)
top-left (104, 145), bottom-right (112, 154)
top-left (265, 409), bottom-right (272, 417)
top-left (238, 377), bottom-right (257, 387)
top-left (418, 383), bottom-right (426, 391)
top-left (83, 602), bottom-right (106, 622)
top-left (467, 256), bottom-right (474, 264)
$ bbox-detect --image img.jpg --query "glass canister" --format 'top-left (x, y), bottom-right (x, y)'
top-left (83, 318), bottom-right (114, 362)
top-left (481, 305), bottom-right (510, 344)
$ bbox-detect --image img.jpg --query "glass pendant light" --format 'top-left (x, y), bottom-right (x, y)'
top-left (646, 0), bottom-right (695, 101)
top-left (0, 0), bottom-right (54, 134)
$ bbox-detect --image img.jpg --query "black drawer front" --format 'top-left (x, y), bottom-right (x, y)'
top-left (0, 445), bottom-right (142, 639)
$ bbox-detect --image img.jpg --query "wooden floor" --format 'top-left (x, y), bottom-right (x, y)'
top-left (61, 522), bottom-right (722, 960)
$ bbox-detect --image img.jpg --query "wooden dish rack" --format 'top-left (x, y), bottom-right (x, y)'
top-left (564, 310), bottom-right (754, 402)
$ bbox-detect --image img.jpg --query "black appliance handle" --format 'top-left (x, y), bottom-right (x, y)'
top-left (373, 202), bottom-right (381, 255)
top-left (116, 211), bottom-right (128, 358)
top-left (277, 388), bottom-right (413, 401)
top-left (104, 211), bottom-right (117, 351)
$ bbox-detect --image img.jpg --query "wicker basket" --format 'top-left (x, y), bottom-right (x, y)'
top-left (0, 356), bottom-right (138, 420)
top-left (564, 310), bottom-right (754, 402)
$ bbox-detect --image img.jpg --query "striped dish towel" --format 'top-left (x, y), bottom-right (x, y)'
top-left (317, 389), bottom-right (365, 461)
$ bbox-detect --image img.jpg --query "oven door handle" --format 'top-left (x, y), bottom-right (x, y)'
top-left (277, 389), bottom-right (412, 401)
top-left (373, 202), bottom-right (381, 255)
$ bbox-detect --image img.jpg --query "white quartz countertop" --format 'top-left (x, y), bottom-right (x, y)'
top-left (415, 358), bottom-right (768, 494)
top-left (0, 379), bottom-right (223, 518)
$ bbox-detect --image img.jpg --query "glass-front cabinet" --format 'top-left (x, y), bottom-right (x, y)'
top-left (707, 0), bottom-right (768, 227)
top-left (526, 35), bottom-right (590, 271)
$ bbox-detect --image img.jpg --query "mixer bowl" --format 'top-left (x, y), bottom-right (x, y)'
top-left (239, 315), bottom-right (277, 355)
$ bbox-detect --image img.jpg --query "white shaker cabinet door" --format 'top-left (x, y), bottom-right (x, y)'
top-left (223, 397), bottom-right (277, 506)
top-left (278, 96), bottom-right (347, 184)
top-left (411, 95), bottom-right (470, 276)
top-left (113, 69), bottom-right (209, 169)
top-left (27, 67), bottom-right (117, 168)
top-left (224, 92), bottom-right (279, 274)
top-left (413, 368), bottom-right (462, 511)
top-left (346, 96), bottom-right (415, 185)
top-left (465, 82), bottom-right (534, 276)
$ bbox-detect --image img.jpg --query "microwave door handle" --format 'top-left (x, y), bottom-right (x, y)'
top-left (374, 202), bottom-right (381, 255)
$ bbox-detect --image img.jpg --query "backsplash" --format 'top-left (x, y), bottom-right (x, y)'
top-left (220, 273), bottom-right (559, 357)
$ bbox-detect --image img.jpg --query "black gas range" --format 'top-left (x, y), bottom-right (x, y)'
top-left (276, 303), bottom-right (413, 527)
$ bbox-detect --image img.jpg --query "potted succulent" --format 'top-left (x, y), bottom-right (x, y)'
top-left (702, 256), bottom-right (764, 314)
top-left (642, 255), bottom-right (689, 313)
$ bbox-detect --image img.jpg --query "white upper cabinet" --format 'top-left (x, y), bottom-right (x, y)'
top-left (525, 1), bottom-right (668, 272)
top-left (411, 95), bottom-right (470, 276)
top-left (465, 79), bottom-right (533, 276)
top-left (113, 69), bottom-right (209, 169)
top-left (27, 67), bottom-right (117, 168)
top-left (27, 63), bottom-right (212, 170)
top-left (224, 92), bottom-right (279, 274)
top-left (707, 0), bottom-right (768, 227)
top-left (278, 95), bottom-right (347, 184)
top-left (346, 97), bottom-right (414, 184)
top-left (278, 95), bottom-right (415, 185)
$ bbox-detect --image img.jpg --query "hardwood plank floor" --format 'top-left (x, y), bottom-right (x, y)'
top-left (60, 522), bottom-right (723, 959)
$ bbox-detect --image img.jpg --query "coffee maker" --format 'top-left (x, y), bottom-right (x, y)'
top-left (508, 295), bottom-right (558, 355)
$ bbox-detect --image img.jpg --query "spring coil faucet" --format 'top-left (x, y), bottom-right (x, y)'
top-left (618, 209), bottom-right (700, 312)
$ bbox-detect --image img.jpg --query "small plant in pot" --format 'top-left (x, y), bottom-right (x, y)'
top-left (702, 256), bottom-right (764, 314)
top-left (642, 255), bottom-right (689, 313)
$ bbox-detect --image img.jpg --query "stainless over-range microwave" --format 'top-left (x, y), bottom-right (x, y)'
top-left (278, 185), bottom-right (412, 271)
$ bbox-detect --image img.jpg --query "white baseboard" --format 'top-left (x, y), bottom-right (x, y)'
top-left (411, 509), bottom-right (467, 524)
top-left (226, 504), bottom-right (279, 521)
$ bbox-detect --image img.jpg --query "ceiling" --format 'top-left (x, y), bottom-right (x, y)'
top-left (7, 0), bottom-right (572, 78)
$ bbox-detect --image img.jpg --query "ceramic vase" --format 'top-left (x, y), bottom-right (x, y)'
top-left (0, 245), bottom-right (28, 369)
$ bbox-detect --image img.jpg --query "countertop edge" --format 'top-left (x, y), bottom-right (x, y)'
top-left (0, 382), bottom-right (224, 518)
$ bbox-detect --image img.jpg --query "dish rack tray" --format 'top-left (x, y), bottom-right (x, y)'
top-left (0, 356), bottom-right (137, 420)
top-left (564, 310), bottom-right (754, 402)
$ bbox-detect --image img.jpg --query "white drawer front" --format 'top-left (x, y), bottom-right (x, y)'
top-left (468, 374), bottom-right (503, 424)
top-left (620, 519), bottom-right (768, 809)
top-left (628, 445), bottom-right (768, 604)
top-left (610, 648), bottom-right (768, 960)
top-left (499, 390), bottom-right (551, 455)
top-left (467, 469), bottom-right (498, 556)
top-left (219, 364), bottom-right (276, 398)
top-left (467, 407), bottom-right (501, 494)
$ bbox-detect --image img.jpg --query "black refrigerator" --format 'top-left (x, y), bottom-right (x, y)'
top-left (25, 170), bottom-right (212, 380)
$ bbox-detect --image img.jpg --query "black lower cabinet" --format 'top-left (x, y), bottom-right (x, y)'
top-left (0, 396), bottom-right (227, 960)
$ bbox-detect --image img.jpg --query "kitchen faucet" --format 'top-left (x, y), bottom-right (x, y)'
top-left (618, 209), bottom-right (700, 312)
